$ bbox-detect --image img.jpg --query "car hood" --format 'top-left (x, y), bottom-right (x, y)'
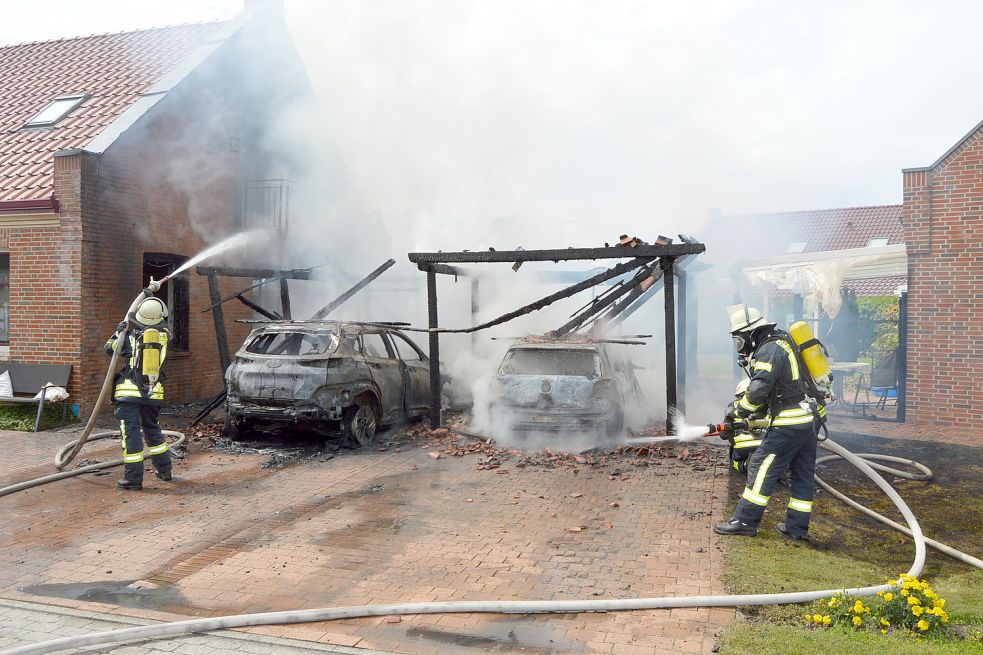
top-left (496, 374), bottom-right (596, 409)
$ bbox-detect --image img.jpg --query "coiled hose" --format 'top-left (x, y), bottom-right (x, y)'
top-left (0, 438), bottom-right (937, 655)
top-left (0, 430), bottom-right (187, 499)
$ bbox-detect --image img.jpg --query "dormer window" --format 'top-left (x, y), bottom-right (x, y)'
top-left (24, 93), bottom-right (88, 128)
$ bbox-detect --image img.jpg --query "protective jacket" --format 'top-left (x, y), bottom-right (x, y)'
top-left (105, 324), bottom-right (170, 404)
top-left (734, 328), bottom-right (826, 427)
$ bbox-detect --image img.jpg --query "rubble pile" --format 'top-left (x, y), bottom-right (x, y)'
top-left (387, 419), bottom-right (724, 473)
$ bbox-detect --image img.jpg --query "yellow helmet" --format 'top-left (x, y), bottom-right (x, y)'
top-left (726, 303), bottom-right (774, 335)
top-left (135, 297), bottom-right (168, 326)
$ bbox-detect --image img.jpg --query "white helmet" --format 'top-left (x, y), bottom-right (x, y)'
top-left (726, 303), bottom-right (775, 335)
top-left (734, 377), bottom-right (750, 398)
top-left (135, 297), bottom-right (168, 326)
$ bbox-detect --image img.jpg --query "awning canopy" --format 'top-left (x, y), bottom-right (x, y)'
top-left (738, 244), bottom-right (907, 318)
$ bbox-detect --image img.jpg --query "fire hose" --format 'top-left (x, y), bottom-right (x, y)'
top-left (0, 435), bottom-right (960, 655)
top-left (0, 280), bottom-right (187, 499)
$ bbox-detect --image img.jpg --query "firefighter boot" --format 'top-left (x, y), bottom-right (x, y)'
top-left (117, 479), bottom-right (142, 491)
top-left (713, 518), bottom-right (757, 536)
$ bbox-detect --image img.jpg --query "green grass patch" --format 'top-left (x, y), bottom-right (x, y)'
top-left (717, 435), bottom-right (983, 651)
top-left (0, 403), bottom-right (76, 431)
top-left (720, 623), bottom-right (982, 655)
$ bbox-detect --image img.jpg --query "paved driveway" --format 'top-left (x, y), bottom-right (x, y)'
top-left (0, 425), bottom-right (735, 655)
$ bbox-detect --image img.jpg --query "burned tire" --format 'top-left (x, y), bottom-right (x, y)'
top-left (224, 414), bottom-right (248, 441)
top-left (606, 405), bottom-right (625, 437)
top-left (342, 397), bottom-right (378, 447)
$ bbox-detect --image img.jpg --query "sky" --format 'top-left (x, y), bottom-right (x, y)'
top-left (2, 0), bottom-right (983, 246)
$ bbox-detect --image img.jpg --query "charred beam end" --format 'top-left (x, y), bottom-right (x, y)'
top-left (417, 263), bottom-right (467, 277)
top-left (235, 295), bottom-right (282, 321)
top-left (408, 242), bottom-right (705, 264)
top-left (196, 265), bottom-right (333, 280)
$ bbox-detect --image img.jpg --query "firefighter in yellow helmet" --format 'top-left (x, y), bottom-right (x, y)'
top-left (713, 304), bottom-right (825, 540)
top-left (105, 296), bottom-right (172, 490)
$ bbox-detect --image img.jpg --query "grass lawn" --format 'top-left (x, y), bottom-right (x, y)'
top-left (716, 431), bottom-right (983, 654)
top-left (0, 403), bottom-right (76, 431)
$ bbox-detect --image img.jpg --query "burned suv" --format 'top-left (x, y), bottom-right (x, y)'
top-left (225, 321), bottom-right (433, 445)
top-left (490, 339), bottom-right (641, 435)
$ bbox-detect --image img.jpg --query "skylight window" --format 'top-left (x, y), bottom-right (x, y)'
top-left (786, 241), bottom-right (807, 254)
top-left (24, 93), bottom-right (88, 128)
top-left (867, 237), bottom-right (890, 247)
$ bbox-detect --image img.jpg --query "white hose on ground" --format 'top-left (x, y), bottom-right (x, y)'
top-left (815, 451), bottom-right (983, 569)
top-left (0, 431), bottom-right (187, 498)
top-left (0, 438), bottom-right (930, 655)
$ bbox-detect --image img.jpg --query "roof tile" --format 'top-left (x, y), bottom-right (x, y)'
top-left (0, 22), bottom-right (225, 203)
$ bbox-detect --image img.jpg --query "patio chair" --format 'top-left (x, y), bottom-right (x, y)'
top-left (852, 349), bottom-right (898, 417)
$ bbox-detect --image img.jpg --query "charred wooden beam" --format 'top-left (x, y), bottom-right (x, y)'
top-left (310, 259), bottom-right (396, 320)
top-left (236, 295), bottom-right (281, 321)
top-left (553, 263), bottom-right (658, 337)
top-left (408, 242), bottom-right (704, 264)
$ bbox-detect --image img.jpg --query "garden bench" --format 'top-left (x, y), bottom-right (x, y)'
top-left (0, 362), bottom-right (73, 432)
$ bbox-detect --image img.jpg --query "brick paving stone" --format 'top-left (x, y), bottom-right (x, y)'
top-left (0, 427), bottom-right (738, 654)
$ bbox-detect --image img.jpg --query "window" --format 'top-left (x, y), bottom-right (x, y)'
top-left (785, 242), bottom-right (807, 254)
top-left (360, 333), bottom-right (392, 358)
top-left (0, 254), bottom-right (8, 343)
top-left (143, 253), bottom-right (190, 351)
top-left (390, 332), bottom-right (425, 361)
top-left (245, 331), bottom-right (339, 357)
top-left (24, 93), bottom-right (88, 128)
top-left (867, 237), bottom-right (890, 248)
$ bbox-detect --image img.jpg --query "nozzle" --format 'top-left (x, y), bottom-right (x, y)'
top-left (144, 277), bottom-right (165, 296)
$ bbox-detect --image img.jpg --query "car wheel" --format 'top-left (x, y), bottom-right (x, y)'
top-left (342, 398), bottom-right (378, 447)
top-left (224, 414), bottom-right (248, 441)
top-left (606, 405), bottom-right (625, 437)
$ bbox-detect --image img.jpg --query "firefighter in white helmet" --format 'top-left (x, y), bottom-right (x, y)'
top-left (713, 304), bottom-right (825, 540)
top-left (105, 296), bottom-right (173, 491)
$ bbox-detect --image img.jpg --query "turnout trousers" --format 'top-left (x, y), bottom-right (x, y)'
top-left (115, 401), bottom-right (171, 484)
top-left (732, 423), bottom-right (818, 537)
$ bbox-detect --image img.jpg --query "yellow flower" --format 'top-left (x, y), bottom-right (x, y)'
top-left (908, 596), bottom-right (920, 605)
top-left (912, 605), bottom-right (924, 616)
top-left (823, 615), bottom-right (831, 625)
top-left (877, 591), bottom-right (884, 597)
top-left (918, 619), bottom-right (930, 631)
top-left (804, 615), bottom-right (812, 624)
top-left (853, 616), bottom-right (863, 627)
top-left (883, 593), bottom-right (894, 601)
top-left (923, 589), bottom-right (936, 600)
top-left (813, 614), bottom-right (823, 623)
top-left (901, 589), bottom-right (909, 596)
top-left (880, 618), bottom-right (890, 627)
top-left (933, 598), bottom-right (946, 609)
top-left (881, 629), bottom-right (888, 635)
top-left (889, 579), bottom-right (898, 585)
top-left (853, 600), bottom-right (865, 613)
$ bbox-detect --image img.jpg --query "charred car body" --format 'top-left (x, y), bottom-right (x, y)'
top-left (490, 339), bottom-right (641, 435)
top-left (225, 321), bottom-right (434, 444)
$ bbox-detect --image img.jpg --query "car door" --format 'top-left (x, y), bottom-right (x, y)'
top-left (358, 331), bottom-right (405, 423)
top-left (388, 331), bottom-right (431, 414)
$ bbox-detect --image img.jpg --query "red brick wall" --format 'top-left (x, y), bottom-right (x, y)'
top-left (2, 156), bottom-right (85, 402)
top-left (902, 128), bottom-right (983, 430)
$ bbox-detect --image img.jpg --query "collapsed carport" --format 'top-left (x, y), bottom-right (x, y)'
top-left (406, 238), bottom-right (706, 431)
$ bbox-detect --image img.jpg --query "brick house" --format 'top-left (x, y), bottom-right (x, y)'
top-left (0, 3), bottom-right (311, 416)
top-left (902, 119), bottom-right (983, 429)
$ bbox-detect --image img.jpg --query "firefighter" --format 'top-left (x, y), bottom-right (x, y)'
top-left (724, 378), bottom-right (764, 476)
top-left (713, 305), bottom-right (823, 540)
top-left (105, 296), bottom-right (172, 490)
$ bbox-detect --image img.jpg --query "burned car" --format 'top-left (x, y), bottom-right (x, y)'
top-left (225, 321), bottom-right (434, 445)
top-left (489, 339), bottom-right (641, 435)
